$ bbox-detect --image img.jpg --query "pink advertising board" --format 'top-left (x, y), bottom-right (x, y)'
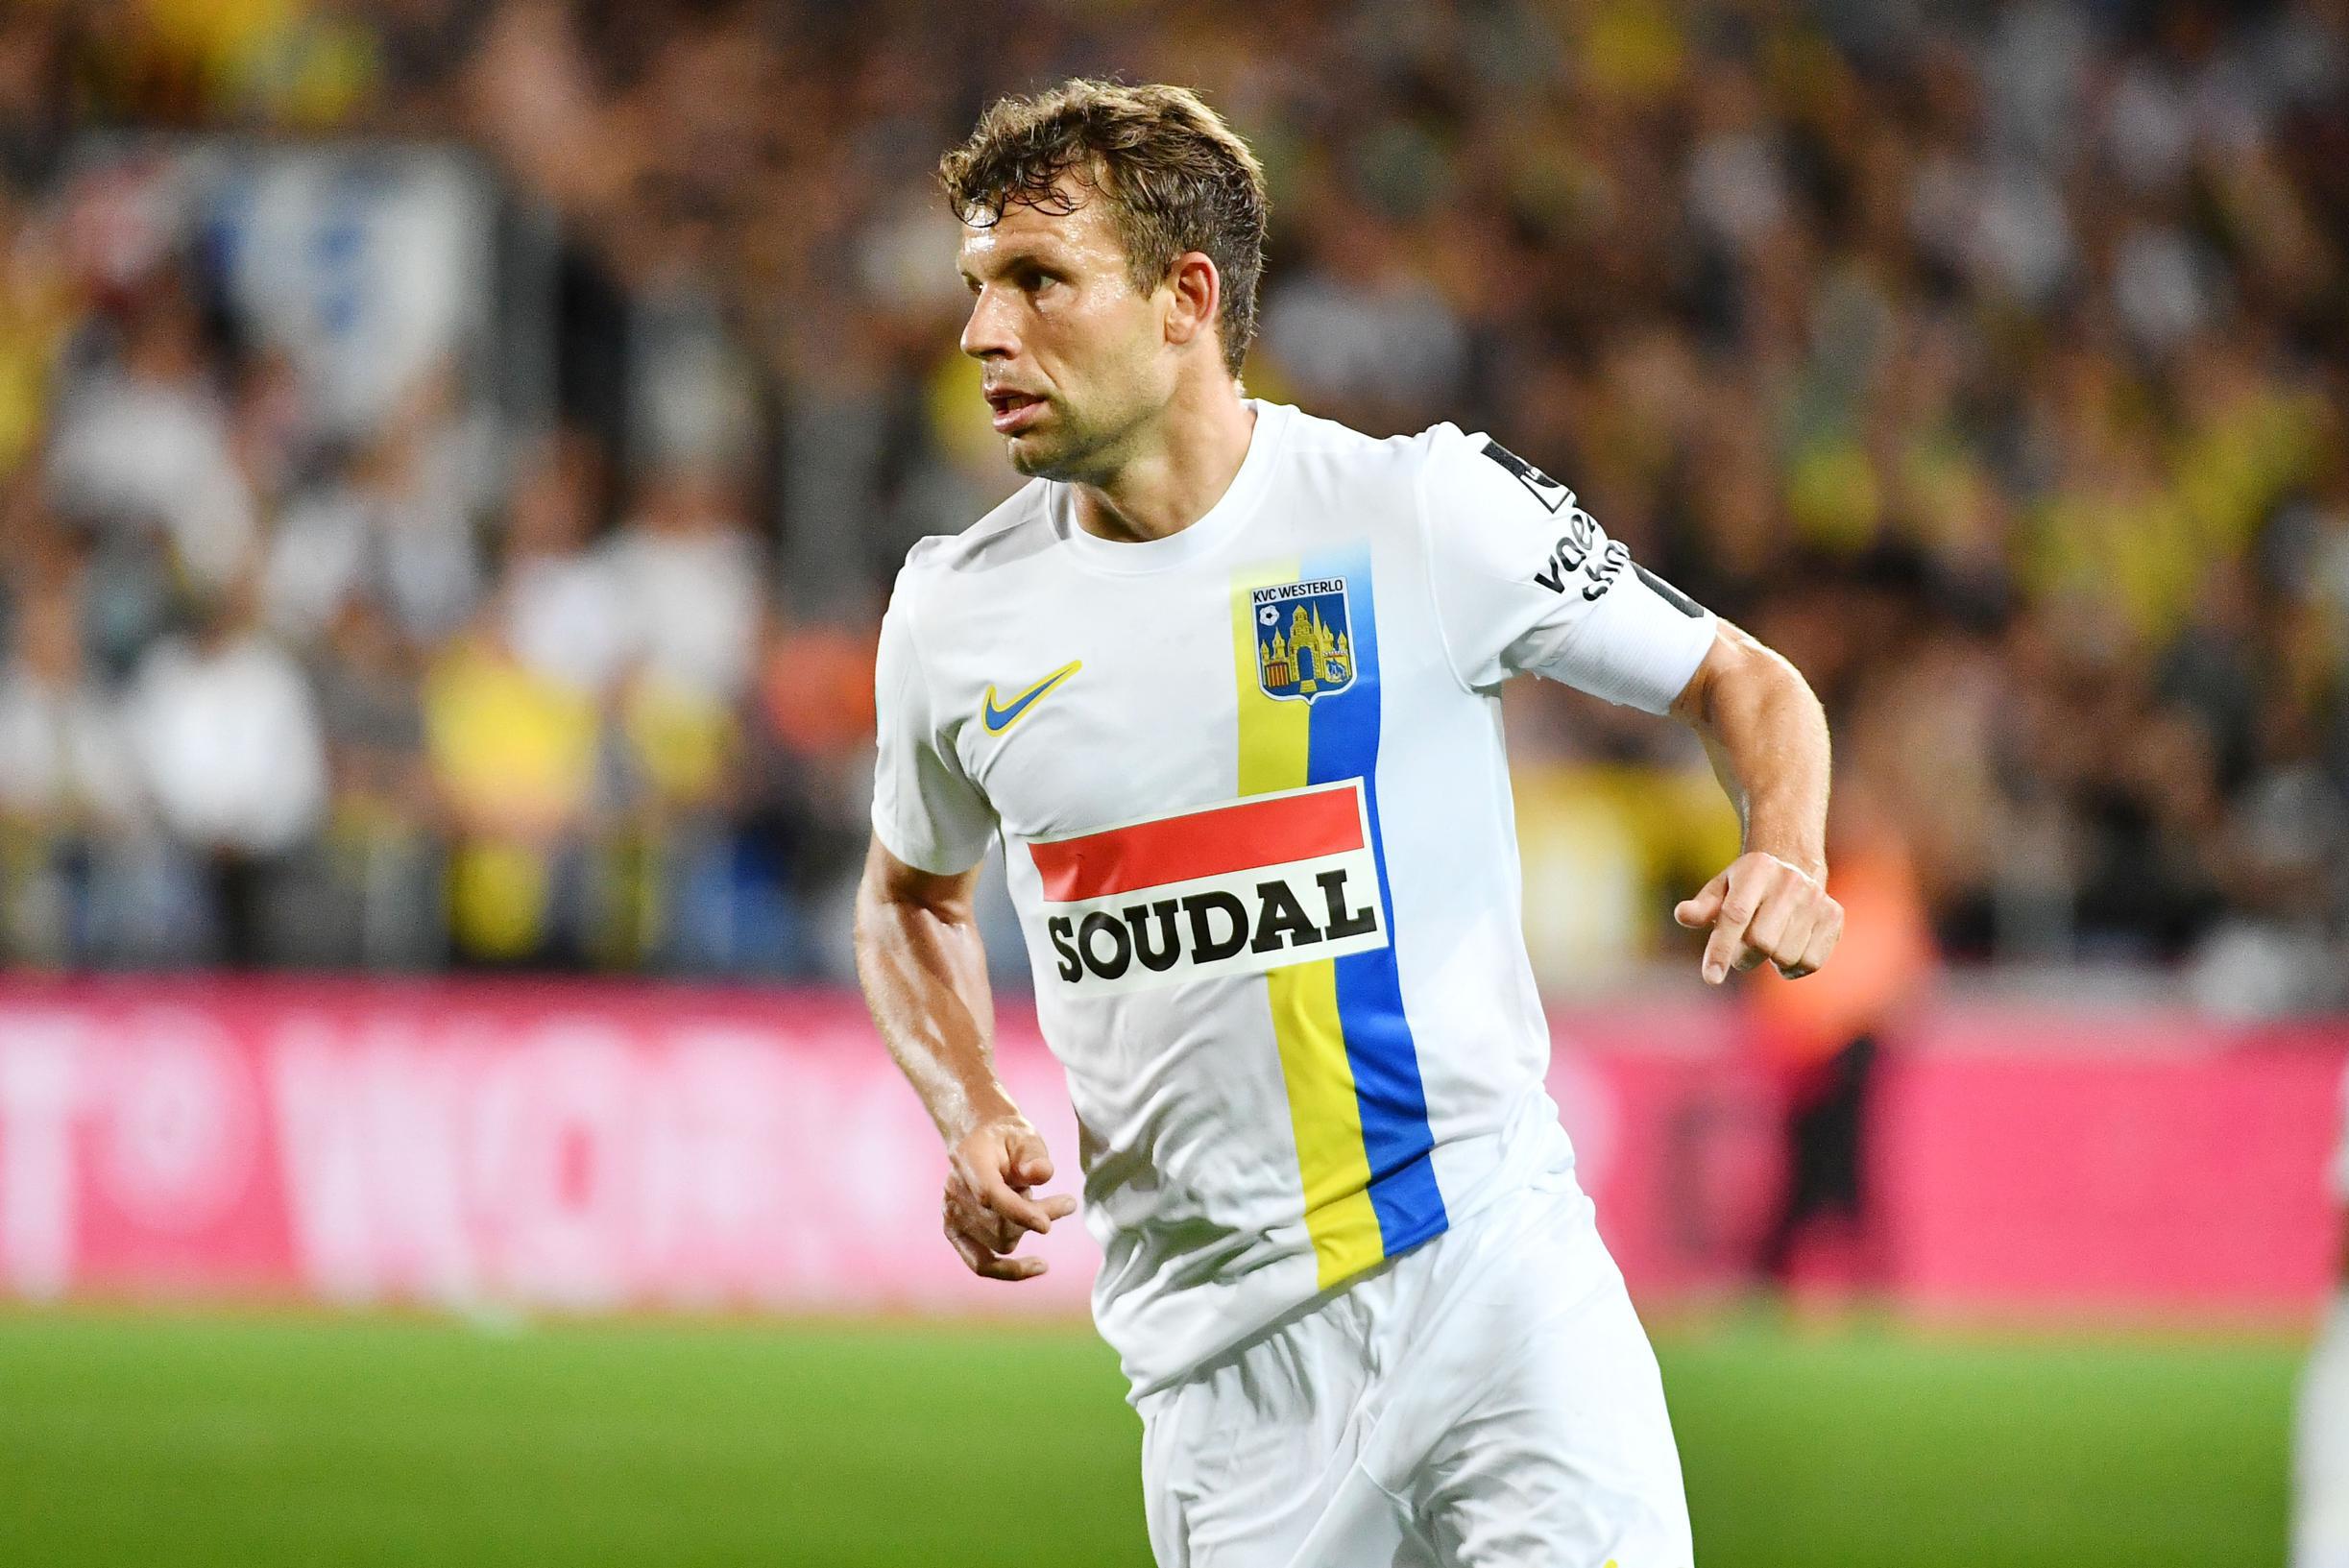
top-left (0, 978), bottom-right (2338, 1319)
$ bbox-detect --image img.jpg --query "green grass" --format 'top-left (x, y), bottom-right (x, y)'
top-left (1664, 1324), bottom-right (2294, 1568)
top-left (0, 1310), bottom-right (2298, 1567)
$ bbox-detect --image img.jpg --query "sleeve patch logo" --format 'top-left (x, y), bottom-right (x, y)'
top-left (1482, 439), bottom-right (1636, 602)
top-left (1480, 440), bottom-right (1572, 514)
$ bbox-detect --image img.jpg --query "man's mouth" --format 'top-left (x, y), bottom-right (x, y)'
top-left (986, 387), bottom-right (1046, 434)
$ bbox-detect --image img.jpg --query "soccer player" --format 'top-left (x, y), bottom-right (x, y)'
top-left (854, 80), bottom-right (1841, 1566)
top-left (2296, 1064), bottom-right (2349, 1568)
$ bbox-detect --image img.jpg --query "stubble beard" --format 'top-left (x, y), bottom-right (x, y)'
top-left (1006, 393), bottom-right (1154, 488)
top-left (1006, 430), bottom-right (1072, 479)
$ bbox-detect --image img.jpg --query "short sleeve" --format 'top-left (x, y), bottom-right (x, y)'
top-left (1418, 425), bottom-right (1717, 712)
top-left (870, 565), bottom-right (996, 875)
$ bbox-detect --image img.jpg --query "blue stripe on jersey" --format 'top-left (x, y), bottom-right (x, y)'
top-left (1303, 543), bottom-right (1448, 1258)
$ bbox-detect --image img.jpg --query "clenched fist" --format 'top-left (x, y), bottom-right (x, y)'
top-left (1675, 851), bottom-right (1843, 984)
top-left (942, 1116), bottom-right (1078, 1282)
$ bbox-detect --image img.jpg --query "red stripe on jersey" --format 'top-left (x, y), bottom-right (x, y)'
top-left (1029, 787), bottom-right (1365, 903)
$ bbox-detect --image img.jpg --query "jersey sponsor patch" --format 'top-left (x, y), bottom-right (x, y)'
top-left (1027, 781), bottom-right (1388, 995)
top-left (1250, 578), bottom-right (1355, 702)
top-left (1524, 501), bottom-right (1633, 602)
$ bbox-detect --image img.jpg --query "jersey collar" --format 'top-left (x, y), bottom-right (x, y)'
top-left (1051, 399), bottom-right (1293, 576)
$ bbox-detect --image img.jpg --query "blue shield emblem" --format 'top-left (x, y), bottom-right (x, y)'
top-left (1252, 577), bottom-right (1354, 702)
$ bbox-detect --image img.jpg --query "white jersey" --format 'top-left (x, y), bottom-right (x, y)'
top-left (872, 401), bottom-right (1716, 1397)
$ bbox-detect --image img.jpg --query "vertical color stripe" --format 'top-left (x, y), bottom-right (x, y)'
top-left (1231, 559), bottom-right (1382, 1288)
top-left (1231, 549), bottom-right (1447, 1289)
top-left (1300, 543), bottom-right (1447, 1258)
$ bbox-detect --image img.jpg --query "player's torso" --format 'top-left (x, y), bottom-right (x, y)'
top-left (923, 444), bottom-right (1466, 1003)
top-left (983, 552), bottom-right (1417, 1000)
top-left (906, 413), bottom-right (1579, 1391)
top-left (889, 406), bottom-right (1664, 1391)
top-left (926, 427), bottom-right (1546, 1158)
top-left (940, 490), bottom-right (1403, 1231)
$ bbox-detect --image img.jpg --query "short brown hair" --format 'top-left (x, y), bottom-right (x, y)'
top-left (939, 79), bottom-right (1270, 377)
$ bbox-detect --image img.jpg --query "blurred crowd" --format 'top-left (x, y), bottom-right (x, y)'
top-left (0, 0), bottom-right (2342, 1003)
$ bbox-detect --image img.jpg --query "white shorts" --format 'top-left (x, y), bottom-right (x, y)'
top-left (2298, 1294), bottom-right (2349, 1568)
top-left (1136, 1169), bottom-right (1694, 1567)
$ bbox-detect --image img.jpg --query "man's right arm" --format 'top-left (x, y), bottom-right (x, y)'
top-left (852, 835), bottom-right (1075, 1281)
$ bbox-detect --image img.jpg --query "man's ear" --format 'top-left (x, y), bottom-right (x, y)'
top-left (1162, 252), bottom-right (1223, 353)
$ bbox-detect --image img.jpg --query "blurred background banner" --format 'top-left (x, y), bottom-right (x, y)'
top-left (0, 979), bottom-right (1101, 1314)
top-left (62, 137), bottom-right (512, 443)
top-left (0, 978), bottom-right (2335, 1318)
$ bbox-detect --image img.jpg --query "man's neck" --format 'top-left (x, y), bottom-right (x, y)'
top-left (1071, 380), bottom-right (1257, 545)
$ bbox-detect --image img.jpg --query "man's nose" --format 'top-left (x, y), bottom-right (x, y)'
top-left (960, 287), bottom-right (1017, 361)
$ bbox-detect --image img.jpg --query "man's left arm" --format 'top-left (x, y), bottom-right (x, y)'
top-left (1666, 622), bottom-right (1841, 985)
top-left (1412, 424), bottom-right (1841, 983)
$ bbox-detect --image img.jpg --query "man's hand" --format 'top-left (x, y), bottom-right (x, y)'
top-left (1674, 851), bottom-right (1843, 984)
top-left (858, 838), bottom-right (1067, 1284)
top-left (942, 1116), bottom-right (1078, 1282)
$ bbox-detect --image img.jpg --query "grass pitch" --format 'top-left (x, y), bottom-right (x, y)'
top-left (0, 1309), bottom-right (2295, 1567)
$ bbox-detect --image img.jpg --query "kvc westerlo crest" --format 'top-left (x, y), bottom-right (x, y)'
top-left (1252, 578), bottom-right (1355, 702)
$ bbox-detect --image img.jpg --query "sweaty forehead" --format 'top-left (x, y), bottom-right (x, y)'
top-left (958, 188), bottom-right (1123, 273)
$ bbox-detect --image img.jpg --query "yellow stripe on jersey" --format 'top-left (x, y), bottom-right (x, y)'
top-left (1230, 560), bottom-right (1382, 1289)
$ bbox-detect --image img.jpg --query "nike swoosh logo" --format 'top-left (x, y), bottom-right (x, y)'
top-left (982, 661), bottom-right (1081, 734)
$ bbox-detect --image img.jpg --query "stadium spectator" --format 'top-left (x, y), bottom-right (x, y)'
top-left (46, 274), bottom-right (255, 591)
top-left (122, 580), bottom-right (327, 965)
top-left (501, 430), bottom-right (628, 696)
top-left (263, 420), bottom-right (482, 651)
top-left (601, 464), bottom-right (762, 706)
top-left (421, 603), bottom-right (600, 967)
top-left (0, 580), bottom-right (143, 964)
top-left (306, 593), bottom-right (443, 969)
top-left (1745, 783), bottom-right (1938, 1295)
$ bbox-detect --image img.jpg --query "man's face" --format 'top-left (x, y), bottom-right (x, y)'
top-left (957, 180), bottom-right (1174, 483)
